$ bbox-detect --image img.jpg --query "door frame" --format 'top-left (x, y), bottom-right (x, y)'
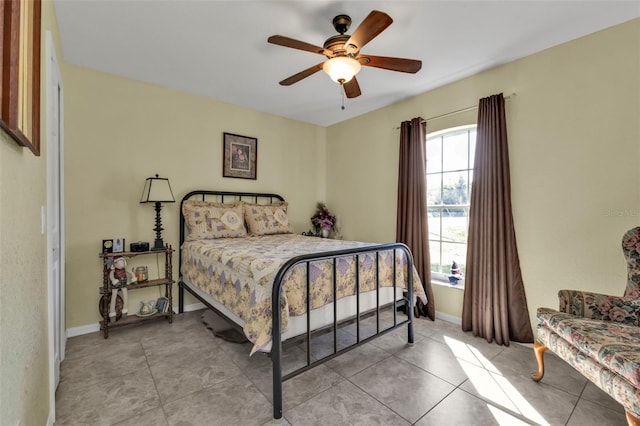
top-left (46, 30), bottom-right (65, 425)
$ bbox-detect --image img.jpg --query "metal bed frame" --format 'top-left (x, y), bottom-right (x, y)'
top-left (177, 190), bottom-right (415, 421)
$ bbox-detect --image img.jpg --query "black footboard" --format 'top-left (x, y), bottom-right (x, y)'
top-left (270, 243), bottom-right (415, 420)
top-left (176, 190), bottom-right (416, 422)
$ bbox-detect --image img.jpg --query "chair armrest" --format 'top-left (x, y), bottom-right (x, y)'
top-left (558, 289), bottom-right (640, 325)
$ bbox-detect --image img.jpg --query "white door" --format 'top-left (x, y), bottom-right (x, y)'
top-left (46, 31), bottom-right (65, 420)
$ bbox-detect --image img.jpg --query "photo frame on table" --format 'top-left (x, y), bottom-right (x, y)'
top-left (223, 132), bottom-right (257, 180)
top-left (113, 238), bottom-right (125, 253)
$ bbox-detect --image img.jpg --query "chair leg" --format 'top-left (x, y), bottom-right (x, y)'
top-left (626, 411), bottom-right (640, 426)
top-left (532, 342), bottom-right (548, 382)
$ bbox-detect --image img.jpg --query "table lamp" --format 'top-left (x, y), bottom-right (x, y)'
top-left (140, 174), bottom-right (175, 250)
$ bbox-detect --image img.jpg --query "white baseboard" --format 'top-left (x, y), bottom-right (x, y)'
top-left (183, 302), bottom-right (206, 312)
top-left (66, 323), bottom-right (100, 338)
top-left (65, 306), bottom-right (203, 338)
top-left (435, 311), bottom-right (462, 325)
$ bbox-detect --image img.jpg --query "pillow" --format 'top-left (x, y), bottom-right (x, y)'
top-left (243, 202), bottom-right (294, 236)
top-left (182, 201), bottom-right (247, 240)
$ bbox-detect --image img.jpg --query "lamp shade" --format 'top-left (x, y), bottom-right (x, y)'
top-left (322, 56), bottom-right (361, 84)
top-left (140, 174), bottom-right (175, 203)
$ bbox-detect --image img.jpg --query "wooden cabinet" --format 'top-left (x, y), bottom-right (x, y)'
top-left (99, 246), bottom-right (174, 338)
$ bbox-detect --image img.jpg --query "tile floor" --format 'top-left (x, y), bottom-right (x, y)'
top-left (55, 309), bottom-right (628, 425)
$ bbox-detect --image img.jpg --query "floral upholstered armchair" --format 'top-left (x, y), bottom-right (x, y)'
top-left (533, 227), bottom-right (640, 426)
top-left (558, 226), bottom-right (640, 324)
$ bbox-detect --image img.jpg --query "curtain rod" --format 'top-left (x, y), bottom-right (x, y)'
top-left (394, 93), bottom-right (516, 129)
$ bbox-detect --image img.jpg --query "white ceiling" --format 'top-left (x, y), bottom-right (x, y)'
top-left (53, 1), bottom-right (639, 127)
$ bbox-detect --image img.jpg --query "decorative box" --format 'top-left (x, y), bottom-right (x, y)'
top-left (130, 241), bottom-right (150, 252)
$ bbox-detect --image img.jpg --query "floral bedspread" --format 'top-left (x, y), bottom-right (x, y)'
top-left (181, 234), bottom-right (426, 354)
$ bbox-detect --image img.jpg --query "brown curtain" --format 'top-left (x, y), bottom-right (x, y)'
top-left (462, 94), bottom-right (533, 344)
top-left (397, 117), bottom-right (435, 320)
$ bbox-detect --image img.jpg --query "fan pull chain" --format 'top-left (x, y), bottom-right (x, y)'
top-left (340, 84), bottom-right (345, 110)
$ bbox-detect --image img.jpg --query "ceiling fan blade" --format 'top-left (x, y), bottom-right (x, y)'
top-left (279, 63), bottom-right (324, 86)
top-left (343, 77), bottom-right (361, 98)
top-left (357, 55), bottom-right (422, 73)
top-left (345, 10), bottom-right (393, 54)
top-left (268, 35), bottom-right (333, 57)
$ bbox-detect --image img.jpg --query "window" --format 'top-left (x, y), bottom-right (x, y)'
top-left (426, 125), bottom-right (476, 283)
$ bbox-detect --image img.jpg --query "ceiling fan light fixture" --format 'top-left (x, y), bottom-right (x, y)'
top-left (323, 56), bottom-right (361, 84)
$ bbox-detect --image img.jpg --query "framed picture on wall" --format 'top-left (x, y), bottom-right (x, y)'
top-left (223, 132), bottom-right (257, 180)
top-left (0, 0), bottom-right (42, 155)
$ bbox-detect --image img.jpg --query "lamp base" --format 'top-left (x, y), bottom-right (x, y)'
top-left (151, 202), bottom-right (166, 251)
top-left (152, 239), bottom-right (165, 251)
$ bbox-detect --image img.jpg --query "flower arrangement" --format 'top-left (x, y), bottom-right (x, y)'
top-left (311, 202), bottom-right (336, 232)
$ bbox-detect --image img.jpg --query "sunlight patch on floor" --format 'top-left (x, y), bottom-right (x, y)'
top-left (444, 336), bottom-right (549, 426)
top-left (486, 404), bottom-right (531, 425)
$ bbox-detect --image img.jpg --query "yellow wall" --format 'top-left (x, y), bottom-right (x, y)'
top-left (1, 8), bottom-right (636, 425)
top-left (0, 131), bottom-right (48, 425)
top-left (0, 1), bottom-right (62, 424)
top-left (62, 19), bottom-right (639, 333)
top-left (326, 19), bottom-right (640, 329)
top-left (62, 65), bottom-right (326, 328)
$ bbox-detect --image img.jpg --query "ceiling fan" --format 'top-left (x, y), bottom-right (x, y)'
top-left (267, 10), bottom-right (422, 99)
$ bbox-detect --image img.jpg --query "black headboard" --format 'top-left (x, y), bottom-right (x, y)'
top-left (178, 190), bottom-right (285, 269)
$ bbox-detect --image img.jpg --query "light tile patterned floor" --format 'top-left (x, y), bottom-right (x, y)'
top-left (55, 310), bottom-right (627, 425)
